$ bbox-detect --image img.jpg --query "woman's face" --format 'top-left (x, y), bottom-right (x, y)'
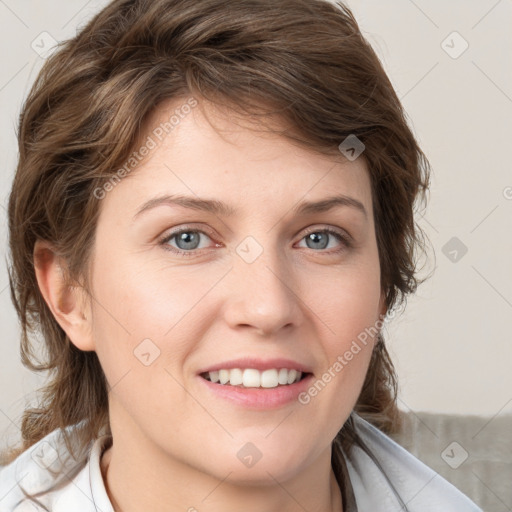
top-left (85, 97), bottom-right (386, 484)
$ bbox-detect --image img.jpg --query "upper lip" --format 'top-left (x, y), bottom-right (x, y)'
top-left (197, 357), bottom-right (313, 375)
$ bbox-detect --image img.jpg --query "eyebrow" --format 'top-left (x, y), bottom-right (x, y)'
top-left (132, 193), bottom-right (368, 221)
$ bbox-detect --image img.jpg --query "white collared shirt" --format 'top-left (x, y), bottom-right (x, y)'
top-left (0, 413), bottom-right (483, 511)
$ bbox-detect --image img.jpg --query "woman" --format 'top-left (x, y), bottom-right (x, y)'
top-left (0, 0), bottom-right (483, 510)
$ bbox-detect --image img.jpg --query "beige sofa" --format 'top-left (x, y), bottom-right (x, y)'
top-left (389, 410), bottom-right (512, 512)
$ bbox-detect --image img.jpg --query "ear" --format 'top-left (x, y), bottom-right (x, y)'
top-left (378, 290), bottom-right (388, 320)
top-left (33, 240), bottom-right (95, 352)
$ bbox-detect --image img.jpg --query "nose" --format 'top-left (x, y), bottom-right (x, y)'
top-left (222, 242), bottom-right (304, 337)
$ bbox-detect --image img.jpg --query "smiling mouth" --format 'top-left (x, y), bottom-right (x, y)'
top-left (200, 368), bottom-right (311, 388)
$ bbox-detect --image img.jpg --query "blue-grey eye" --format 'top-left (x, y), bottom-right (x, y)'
top-left (297, 229), bottom-right (347, 251)
top-left (162, 229), bottom-right (213, 252)
top-left (171, 231), bottom-right (204, 251)
top-left (176, 231), bottom-right (201, 249)
top-left (305, 232), bottom-right (329, 250)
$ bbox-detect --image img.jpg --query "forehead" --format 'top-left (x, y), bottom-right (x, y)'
top-left (104, 96), bottom-right (374, 221)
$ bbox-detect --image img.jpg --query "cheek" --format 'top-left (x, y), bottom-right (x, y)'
top-left (88, 255), bottom-right (227, 400)
top-left (304, 259), bottom-right (382, 405)
top-left (90, 251), bottom-right (211, 346)
top-left (311, 257), bottom-right (382, 344)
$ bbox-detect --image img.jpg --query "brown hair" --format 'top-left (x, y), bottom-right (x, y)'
top-left (3, 0), bottom-right (430, 508)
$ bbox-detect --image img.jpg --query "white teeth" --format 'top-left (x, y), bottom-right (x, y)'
top-left (243, 369), bottom-right (260, 388)
top-left (229, 368), bottom-right (243, 386)
top-left (278, 368), bottom-right (288, 385)
top-left (205, 368), bottom-right (303, 388)
top-left (287, 369), bottom-right (297, 384)
top-left (219, 369), bottom-right (230, 385)
top-left (260, 369), bottom-right (278, 388)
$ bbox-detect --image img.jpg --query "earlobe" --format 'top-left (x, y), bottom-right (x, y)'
top-left (33, 240), bottom-right (95, 352)
top-left (378, 290), bottom-right (388, 320)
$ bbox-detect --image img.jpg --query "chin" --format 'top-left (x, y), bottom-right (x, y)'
top-left (219, 463), bottom-right (307, 487)
top-left (200, 443), bottom-right (313, 485)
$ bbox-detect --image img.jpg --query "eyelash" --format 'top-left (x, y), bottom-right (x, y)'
top-left (158, 225), bottom-right (352, 258)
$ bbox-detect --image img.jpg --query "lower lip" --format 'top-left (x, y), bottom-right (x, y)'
top-left (198, 374), bottom-right (314, 409)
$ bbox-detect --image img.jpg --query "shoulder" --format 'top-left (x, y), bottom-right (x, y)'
top-left (0, 424), bottom-right (111, 512)
top-left (346, 413), bottom-right (483, 512)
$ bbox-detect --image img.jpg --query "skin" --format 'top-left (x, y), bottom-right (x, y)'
top-left (34, 97), bottom-right (387, 512)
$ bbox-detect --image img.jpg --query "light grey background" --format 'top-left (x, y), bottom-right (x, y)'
top-left (0, 0), bottom-right (511, 453)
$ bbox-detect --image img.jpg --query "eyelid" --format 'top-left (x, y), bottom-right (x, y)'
top-left (301, 224), bottom-right (352, 242)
